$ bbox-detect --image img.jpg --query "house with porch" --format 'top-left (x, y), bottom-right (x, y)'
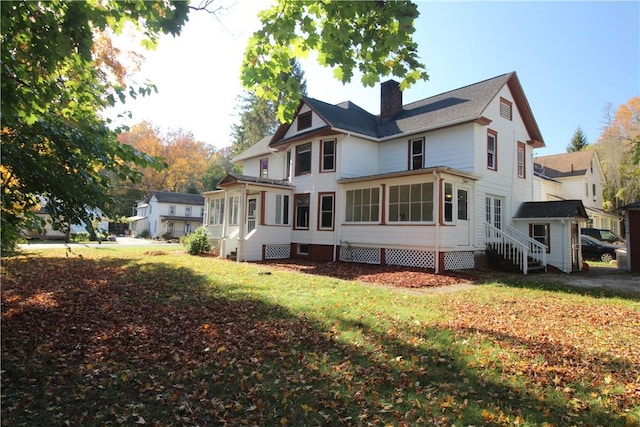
top-left (534, 150), bottom-right (622, 236)
top-left (129, 191), bottom-right (204, 239)
top-left (204, 72), bottom-right (588, 273)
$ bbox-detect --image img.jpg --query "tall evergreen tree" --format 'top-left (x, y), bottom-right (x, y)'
top-left (231, 59), bottom-right (307, 157)
top-left (566, 126), bottom-right (589, 152)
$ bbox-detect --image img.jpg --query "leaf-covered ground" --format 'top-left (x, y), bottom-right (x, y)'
top-left (2, 249), bottom-right (639, 426)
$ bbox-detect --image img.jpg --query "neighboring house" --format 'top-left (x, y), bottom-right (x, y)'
top-left (204, 72), bottom-right (587, 273)
top-left (534, 151), bottom-right (622, 236)
top-left (129, 191), bottom-right (205, 238)
top-left (25, 197), bottom-right (109, 239)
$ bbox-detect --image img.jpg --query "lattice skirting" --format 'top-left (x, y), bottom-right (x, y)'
top-left (385, 248), bottom-right (435, 269)
top-left (264, 244), bottom-right (290, 260)
top-left (339, 246), bottom-right (381, 264)
top-left (443, 251), bottom-right (475, 270)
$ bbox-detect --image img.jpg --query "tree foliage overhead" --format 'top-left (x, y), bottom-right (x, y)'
top-left (231, 59), bottom-right (308, 157)
top-left (566, 126), bottom-right (589, 152)
top-left (593, 97), bottom-right (640, 210)
top-left (1, 1), bottom-right (190, 253)
top-left (241, 1), bottom-right (429, 122)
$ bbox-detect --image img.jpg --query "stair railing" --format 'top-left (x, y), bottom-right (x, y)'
top-left (485, 223), bottom-right (547, 274)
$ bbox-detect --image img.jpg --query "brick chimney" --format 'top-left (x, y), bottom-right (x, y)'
top-left (380, 80), bottom-right (403, 120)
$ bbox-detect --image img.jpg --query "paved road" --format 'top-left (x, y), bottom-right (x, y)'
top-left (19, 237), bottom-right (180, 249)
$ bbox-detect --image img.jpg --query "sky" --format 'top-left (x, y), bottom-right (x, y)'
top-left (109, 1), bottom-right (640, 156)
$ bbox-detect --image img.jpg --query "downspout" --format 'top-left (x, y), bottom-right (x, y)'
top-left (333, 134), bottom-right (346, 262)
top-left (433, 170), bottom-right (441, 274)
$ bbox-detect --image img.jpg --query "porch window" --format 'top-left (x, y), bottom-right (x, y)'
top-left (457, 189), bottom-right (468, 220)
top-left (229, 196), bottom-right (239, 225)
top-left (345, 187), bottom-right (380, 222)
top-left (209, 199), bottom-right (224, 225)
top-left (444, 183), bottom-right (453, 223)
top-left (530, 223), bottom-right (550, 253)
top-left (318, 193), bottom-right (335, 230)
top-left (260, 158), bottom-right (268, 178)
top-left (409, 138), bottom-right (424, 170)
top-left (388, 183), bottom-right (434, 222)
top-left (487, 130), bottom-right (498, 171)
top-left (275, 194), bottom-right (290, 225)
top-left (296, 143), bottom-right (312, 175)
top-left (320, 139), bottom-right (336, 172)
top-left (517, 141), bottom-right (526, 178)
top-left (294, 194), bottom-right (310, 229)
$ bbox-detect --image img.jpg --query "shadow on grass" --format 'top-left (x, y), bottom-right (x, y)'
top-left (1, 255), bottom-right (634, 426)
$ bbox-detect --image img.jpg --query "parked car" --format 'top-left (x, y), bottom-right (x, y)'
top-left (581, 235), bottom-right (618, 263)
top-left (581, 228), bottom-right (623, 244)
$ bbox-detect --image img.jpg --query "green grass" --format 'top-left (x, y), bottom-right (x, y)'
top-left (2, 246), bottom-right (639, 426)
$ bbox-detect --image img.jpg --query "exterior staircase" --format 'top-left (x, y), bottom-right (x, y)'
top-left (485, 223), bottom-right (547, 274)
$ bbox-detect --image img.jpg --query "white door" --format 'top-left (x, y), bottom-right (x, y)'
top-left (457, 187), bottom-right (470, 246)
top-left (247, 198), bottom-right (257, 234)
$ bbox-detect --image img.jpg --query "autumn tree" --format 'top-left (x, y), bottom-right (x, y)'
top-left (118, 122), bottom-right (212, 192)
top-left (593, 97), bottom-right (640, 209)
top-left (231, 59), bottom-right (308, 157)
top-left (566, 126), bottom-right (589, 152)
top-left (1, 0), bottom-right (428, 253)
top-left (201, 146), bottom-right (235, 191)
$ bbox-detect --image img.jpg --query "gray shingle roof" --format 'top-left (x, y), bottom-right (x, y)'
top-left (514, 200), bottom-right (589, 219)
top-left (233, 135), bottom-right (273, 162)
top-left (534, 151), bottom-right (595, 178)
top-left (147, 191), bottom-right (204, 205)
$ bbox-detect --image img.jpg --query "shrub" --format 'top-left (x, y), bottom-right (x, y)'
top-left (182, 227), bottom-right (211, 255)
top-left (137, 229), bottom-right (151, 239)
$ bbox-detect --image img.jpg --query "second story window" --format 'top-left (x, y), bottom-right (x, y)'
top-left (260, 158), bottom-right (268, 178)
top-left (185, 206), bottom-right (192, 217)
top-left (296, 143), bottom-right (312, 175)
top-left (409, 138), bottom-right (425, 170)
top-left (320, 139), bottom-right (335, 172)
top-left (285, 149), bottom-right (292, 179)
top-left (168, 205), bottom-right (176, 215)
top-left (297, 111), bottom-right (312, 131)
top-left (517, 141), bottom-right (526, 178)
top-left (487, 130), bottom-right (498, 171)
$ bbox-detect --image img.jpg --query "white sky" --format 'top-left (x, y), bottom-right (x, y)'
top-left (107, 1), bottom-right (640, 156)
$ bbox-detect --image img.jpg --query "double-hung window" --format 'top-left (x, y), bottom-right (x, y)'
top-left (320, 139), bottom-right (336, 172)
top-left (275, 194), bottom-right (290, 225)
top-left (294, 194), bottom-right (310, 229)
top-left (260, 158), bottom-right (268, 178)
top-left (487, 130), bottom-right (498, 171)
top-left (296, 143), bottom-right (312, 175)
top-left (185, 206), bottom-right (192, 217)
top-left (517, 141), bottom-right (526, 178)
top-left (409, 138), bottom-right (425, 170)
top-left (318, 193), bottom-right (335, 230)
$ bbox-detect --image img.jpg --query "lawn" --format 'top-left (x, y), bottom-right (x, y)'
top-left (2, 247), bottom-right (639, 426)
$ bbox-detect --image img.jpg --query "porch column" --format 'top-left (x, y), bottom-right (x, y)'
top-left (236, 184), bottom-right (247, 262)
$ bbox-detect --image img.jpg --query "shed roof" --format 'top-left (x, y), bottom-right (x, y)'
top-left (513, 200), bottom-right (589, 220)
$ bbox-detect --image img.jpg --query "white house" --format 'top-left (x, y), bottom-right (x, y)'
top-left (204, 72), bottom-right (588, 273)
top-left (534, 151), bottom-right (622, 236)
top-left (129, 191), bottom-right (205, 239)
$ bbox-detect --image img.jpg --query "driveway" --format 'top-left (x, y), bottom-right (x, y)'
top-left (525, 265), bottom-right (639, 295)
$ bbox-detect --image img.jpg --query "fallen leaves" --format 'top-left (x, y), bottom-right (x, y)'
top-left (2, 252), bottom-right (639, 426)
